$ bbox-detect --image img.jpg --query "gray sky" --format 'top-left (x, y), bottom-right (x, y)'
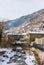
top-left (0, 0), bottom-right (44, 20)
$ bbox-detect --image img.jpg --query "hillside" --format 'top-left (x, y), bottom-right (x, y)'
top-left (3, 9), bottom-right (44, 34)
top-left (14, 10), bottom-right (44, 34)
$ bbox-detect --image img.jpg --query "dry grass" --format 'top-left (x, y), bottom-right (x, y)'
top-left (30, 47), bottom-right (44, 65)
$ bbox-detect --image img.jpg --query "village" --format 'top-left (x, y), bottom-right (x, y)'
top-left (0, 24), bottom-right (44, 65)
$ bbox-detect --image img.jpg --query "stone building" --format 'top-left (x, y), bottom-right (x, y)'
top-left (8, 34), bottom-right (25, 43)
top-left (35, 36), bottom-right (44, 44)
top-left (25, 32), bottom-right (44, 44)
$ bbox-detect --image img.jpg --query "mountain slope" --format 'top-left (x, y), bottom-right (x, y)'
top-left (3, 9), bottom-right (44, 34)
top-left (4, 9), bottom-right (44, 30)
top-left (11, 9), bottom-right (44, 34)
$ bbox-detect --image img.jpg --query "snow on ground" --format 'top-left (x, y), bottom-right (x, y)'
top-left (0, 48), bottom-right (38, 65)
top-left (25, 51), bottom-right (37, 65)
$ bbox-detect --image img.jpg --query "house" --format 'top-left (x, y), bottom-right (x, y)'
top-left (8, 34), bottom-right (25, 43)
top-left (24, 32), bottom-right (44, 44)
top-left (35, 36), bottom-right (44, 44)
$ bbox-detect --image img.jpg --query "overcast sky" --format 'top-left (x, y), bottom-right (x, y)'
top-left (0, 0), bottom-right (44, 20)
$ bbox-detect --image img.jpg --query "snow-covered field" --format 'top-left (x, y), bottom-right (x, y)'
top-left (0, 48), bottom-right (38, 65)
